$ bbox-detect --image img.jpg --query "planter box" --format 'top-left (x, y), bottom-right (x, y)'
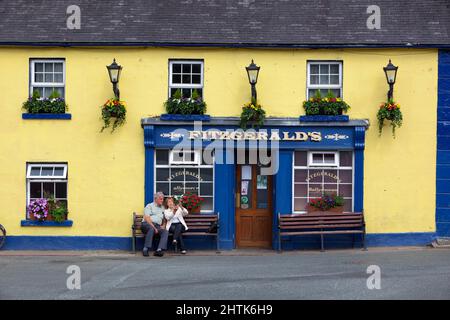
top-left (160, 114), bottom-right (211, 121)
top-left (21, 220), bottom-right (73, 227)
top-left (299, 115), bottom-right (349, 122)
top-left (22, 113), bottom-right (72, 120)
top-left (306, 205), bottom-right (344, 213)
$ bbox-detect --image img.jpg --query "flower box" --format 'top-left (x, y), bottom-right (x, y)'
top-left (160, 114), bottom-right (211, 122)
top-left (22, 113), bottom-right (72, 120)
top-left (306, 205), bottom-right (344, 213)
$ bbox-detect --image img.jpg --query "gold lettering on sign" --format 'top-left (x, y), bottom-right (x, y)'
top-left (295, 132), bottom-right (309, 141)
top-left (283, 132), bottom-right (296, 141)
top-left (309, 132), bottom-right (322, 142)
top-left (185, 130), bottom-right (323, 141)
top-left (269, 132), bottom-right (281, 141)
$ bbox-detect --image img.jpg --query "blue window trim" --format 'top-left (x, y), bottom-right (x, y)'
top-left (299, 115), bottom-right (349, 122)
top-left (21, 220), bottom-right (73, 227)
top-left (22, 113), bottom-right (72, 120)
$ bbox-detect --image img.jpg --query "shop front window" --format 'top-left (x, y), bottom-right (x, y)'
top-left (293, 151), bottom-right (353, 213)
top-left (155, 149), bottom-right (214, 212)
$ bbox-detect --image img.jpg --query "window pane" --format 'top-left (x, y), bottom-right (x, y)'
top-left (192, 64), bottom-right (201, 73)
top-left (35, 73), bottom-right (44, 82)
top-left (340, 184), bottom-right (352, 198)
top-left (156, 183), bottom-right (169, 195)
top-left (54, 73), bottom-right (63, 83)
top-left (196, 88), bottom-right (203, 98)
top-left (185, 168), bottom-right (199, 181)
top-left (310, 64), bottom-right (319, 74)
top-left (200, 168), bottom-right (213, 181)
top-left (45, 63), bottom-right (53, 72)
top-left (308, 169), bottom-right (322, 183)
top-left (319, 75), bottom-right (329, 84)
top-left (330, 75), bottom-right (339, 84)
top-left (30, 167), bottom-right (41, 176)
top-left (343, 199), bottom-right (352, 212)
top-left (294, 198), bottom-right (307, 211)
top-left (339, 170), bottom-right (352, 183)
top-left (201, 197), bottom-right (213, 211)
top-left (54, 63), bottom-right (63, 72)
top-left (41, 167), bottom-right (53, 176)
top-left (55, 182), bottom-right (67, 198)
top-left (200, 183), bottom-right (213, 196)
top-left (192, 74), bottom-right (201, 84)
top-left (323, 169), bottom-right (338, 182)
top-left (182, 88), bottom-right (191, 98)
top-left (54, 167), bottom-right (64, 176)
top-left (294, 169), bottom-right (307, 183)
top-left (182, 64), bottom-right (191, 73)
top-left (33, 87), bottom-right (44, 97)
top-left (156, 168), bottom-right (170, 181)
top-left (172, 151), bottom-right (183, 163)
top-left (312, 154), bottom-right (323, 163)
top-left (30, 182), bottom-right (42, 198)
top-left (294, 151), bottom-right (307, 166)
top-left (294, 184), bottom-right (307, 197)
top-left (310, 75), bottom-right (319, 85)
top-left (35, 63), bottom-right (43, 72)
top-left (184, 152), bottom-right (195, 162)
top-left (172, 74), bottom-right (181, 84)
top-left (330, 64), bottom-right (339, 74)
top-left (170, 168), bottom-right (184, 182)
top-left (43, 182), bottom-right (55, 198)
top-left (323, 184), bottom-right (338, 195)
top-left (156, 150), bottom-right (169, 165)
top-left (324, 154), bottom-right (335, 164)
top-left (340, 151), bottom-right (352, 166)
top-left (184, 182), bottom-right (199, 194)
top-left (171, 183), bottom-right (184, 195)
top-left (182, 74), bottom-right (191, 84)
top-left (309, 184), bottom-right (323, 197)
top-left (45, 73), bottom-right (53, 82)
top-left (172, 63), bottom-right (181, 73)
top-left (319, 64), bottom-right (329, 74)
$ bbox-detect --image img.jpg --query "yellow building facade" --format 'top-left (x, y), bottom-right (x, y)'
top-left (0, 47), bottom-right (438, 249)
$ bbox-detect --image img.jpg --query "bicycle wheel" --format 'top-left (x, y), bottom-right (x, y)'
top-left (0, 224), bottom-right (6, 249)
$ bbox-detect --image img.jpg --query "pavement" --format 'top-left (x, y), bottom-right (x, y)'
top-left (1, 247), bottom-right (450, 299)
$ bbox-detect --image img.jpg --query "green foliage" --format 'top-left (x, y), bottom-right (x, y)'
top-left (302, 90), bottom-right (350, 115)
top-left (164, 89), bottom-right (207, 115)
top-left (239, 98), bottom-right (266, 129)
top-left (46, 194), bottom-right (68, 223)
top-left (101, 98), bottom-right (127, 133)
top-left (308, 194), bottom-right (344, 211)
top-left (22, 90), bottom-right (68, 114)
top-left (377, 99), bottom-right (403, 138)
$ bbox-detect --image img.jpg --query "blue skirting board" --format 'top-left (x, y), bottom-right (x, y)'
top-left (2, 232), bottom-right (436, 250)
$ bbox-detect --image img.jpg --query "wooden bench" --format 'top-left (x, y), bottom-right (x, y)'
top-left (132, 212), bottom-right (220, 253)
top-left (278, 211), bottom-right (366, 252)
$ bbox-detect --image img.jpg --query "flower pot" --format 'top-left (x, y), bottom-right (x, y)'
top-left (189, 207), bottom-right (201, 214)
top-left (306, 205), bottom-right (344, 213)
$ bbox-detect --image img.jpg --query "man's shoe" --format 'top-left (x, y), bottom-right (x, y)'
top-left (153, 249), bottom-right (164, 257)
top-left (142, 247), bottom-right (149, 257)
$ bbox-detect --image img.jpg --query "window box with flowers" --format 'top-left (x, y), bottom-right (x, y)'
top-left (161, 89), bottom-right (210, 121)
top-left (22, 90), bottom-right (71, 120)
top-left (175, 192), bottom-right (205, 214)
top-left (306, 194), bottom-right (344, 213)
top-left (22, 197), bottom-right (72, 227)
top-left (300, 90), bottom-right (350, 122)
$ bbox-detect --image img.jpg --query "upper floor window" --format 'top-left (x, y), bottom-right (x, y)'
top-left (169, 60), bottom-right (203, 98)
top-left (307, 61), bottom-right (342, 98)
top-left (30, 59), bottom-right (65, 98)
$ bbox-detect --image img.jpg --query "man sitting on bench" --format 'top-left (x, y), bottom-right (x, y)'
top-left (141, 192), bottom-right (168, 257)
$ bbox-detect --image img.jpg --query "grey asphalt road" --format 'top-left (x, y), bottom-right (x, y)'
top-left (1, 248), bottom-right (450, 300)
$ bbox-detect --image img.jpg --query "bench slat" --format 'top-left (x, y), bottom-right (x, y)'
top-left (279, 223), bottom-right (364, 230)
top-left (280, 230), bottom-right (364, 236)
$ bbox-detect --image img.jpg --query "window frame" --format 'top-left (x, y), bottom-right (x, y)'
top-left (169, 150), bottom-right (201, 165)
top-left (306, 61), bottom-right (343, 99)
top-left (308, 151), bottom-right (339, 167)
top-left (168, 59), bottom-right (204, 98)
top-left (154, 149), bottom-right (214, 213)
top-left (292, 151), bottom-right (354, 214)
top-left (29, 58), bottom-right (66, 98)
top-left (26, 163), bottom-right (68, 217)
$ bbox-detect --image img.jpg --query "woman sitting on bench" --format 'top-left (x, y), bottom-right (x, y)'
top-left (164, 197), bottom-right (189, 254)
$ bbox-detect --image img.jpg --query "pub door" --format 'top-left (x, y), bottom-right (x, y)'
top-left (235, 163), bottom-right (273, 248)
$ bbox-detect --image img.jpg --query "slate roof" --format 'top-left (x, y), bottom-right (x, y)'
top-left (0, 0), bottom-right (449, 47)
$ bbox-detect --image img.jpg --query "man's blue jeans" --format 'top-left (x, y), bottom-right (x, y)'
top-left (141, 222), bottom-right (168, 250)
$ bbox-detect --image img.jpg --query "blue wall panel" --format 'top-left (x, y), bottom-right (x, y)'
top-left (436, 50), bottom-right (450, 237)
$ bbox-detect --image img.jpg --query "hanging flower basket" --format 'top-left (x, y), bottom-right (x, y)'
top-left (239, 98), bottom-right (266, 129)
top-left (101, 98), bottom-right (126, 132)
top-left (377, 100), bottom-right (403, 138)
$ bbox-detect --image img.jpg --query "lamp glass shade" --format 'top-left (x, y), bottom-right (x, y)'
top-left (246, 60), bottom-right (260, 84)
top-left (107, 59), bottom-right (122, 83)
top-left (383, 60), bottom-right (398, 84)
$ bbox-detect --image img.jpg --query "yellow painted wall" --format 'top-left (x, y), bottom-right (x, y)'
top-left (0, 47), bottom-right (437, 237)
